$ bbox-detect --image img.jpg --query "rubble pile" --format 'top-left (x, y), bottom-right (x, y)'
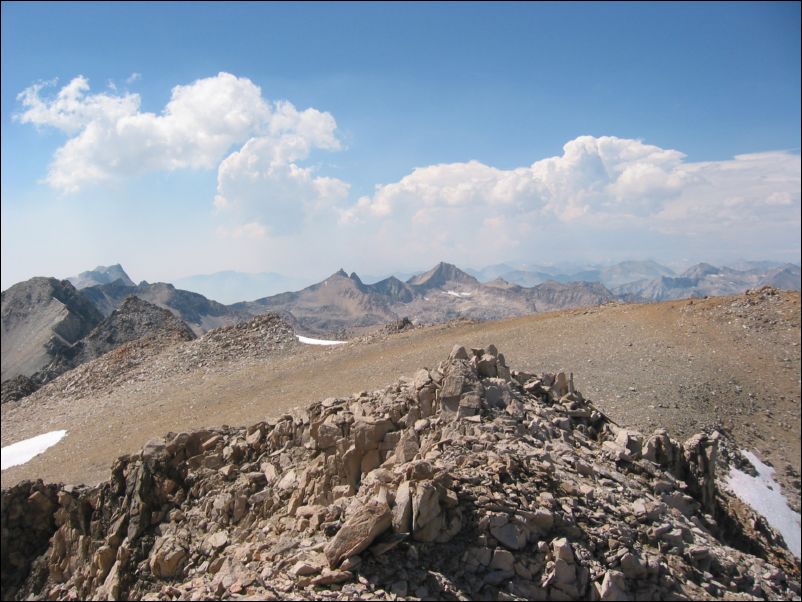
top-left (2, 344), bottom-right (799, 601)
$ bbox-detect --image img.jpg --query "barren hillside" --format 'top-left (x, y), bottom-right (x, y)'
top-left (2, 288), bottom-right (799, 511)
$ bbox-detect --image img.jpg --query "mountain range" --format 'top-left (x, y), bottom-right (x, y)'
top-left (1, 259), bottom-right (799, 394)
top-left (614, 262), bottom-right (801, 302)
top-left (232, 262), bottom-right (615, 336)
top-left (175, 259), bottom-right (799, 303)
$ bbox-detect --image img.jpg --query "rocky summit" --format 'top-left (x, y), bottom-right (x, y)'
top-left (2, 345), bottom-right (799, 601)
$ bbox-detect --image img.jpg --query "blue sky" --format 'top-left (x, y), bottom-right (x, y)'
top-left (2, 1), bottom-right (800, 289)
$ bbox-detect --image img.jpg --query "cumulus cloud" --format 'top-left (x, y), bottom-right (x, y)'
top-left (15, 73), bottom-right (347, 233)
top-left (15, 74), bottom-right (800, 266)
top-left (342, 136), bottom-right (695, 224)
top-left (212, 101), bottom-right (348, 233)
top-left (343, 135), bottom-right (799, 229)
top-left (338, 136), bottom-right (799, 268)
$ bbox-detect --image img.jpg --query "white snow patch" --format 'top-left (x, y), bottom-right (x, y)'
top-left (1, 430), bottom-right (67, 470)
top-left (297, 335), bottom-right (346, 346)
top-left (725, 449), bottom-right (801, 559)
top-left (444, 290), bottom-right (472, 298)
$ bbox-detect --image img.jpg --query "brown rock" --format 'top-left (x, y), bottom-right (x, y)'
top-left (392, 481), bottom-right (413, 534)
top-left (149, 536), bottom-right (187, 578)
top-left (324, 500), bottom-right (392, 567)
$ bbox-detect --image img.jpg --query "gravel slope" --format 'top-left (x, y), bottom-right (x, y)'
top-left (3, 289), bottom-right (799, 508)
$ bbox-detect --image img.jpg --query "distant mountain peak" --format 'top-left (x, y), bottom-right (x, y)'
top-left (682, 263), bottom-right (721, 279)
top-left (334, 268), bottom-right (348, 278)
top-left (407, 261), bottom-right (479, 289)
top-left (68, 264), bottom-right (134, 289)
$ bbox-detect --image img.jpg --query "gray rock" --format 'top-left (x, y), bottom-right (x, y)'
top-left (490, 522), bottom-right (527, 550)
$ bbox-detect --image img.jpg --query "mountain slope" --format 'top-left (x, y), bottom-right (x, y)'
top-left (368, 275), bottom-right (416, 303)
top-left (495, 260), bottom-right (675, 288)
top-left (234, 269), bottom-right (399, 335)
top-left (2, 288), bottom-right (798, 514)
top-left (81, 280), bottom-right (246, 335)
top-left (69, 296), bottom-right (196, 366)
top-left (67, 264), bottom-right (135, 289)
top-left (2, 342), bottom-right (798, 601)
top-left (407, 261), bottom-right (481, 291)
top-left (1, 278), bottom-right (103, 381)
top-left (231, 262), bottom-right (615, 336)
top-left (598, 259), bottom-right (675, 287)
top-left (528, 280), bottom-right (615, 310)
top-left (1, 296), bottom-right (196, 404)
top-left (762, 264), bottom-right (802, 290)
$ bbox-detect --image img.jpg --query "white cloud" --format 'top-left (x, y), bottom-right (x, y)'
top-left (15, 74), bottom-right (800, 270)
top-left (216, 222), bottom-right (267, 239)
top-left (15, 73), bottom-right (347, 233)
top-left (339, 135), bottom-right (800, 268)
top-left (125, 72), bottom-right (141, 85)
top-left (209, 97), bottom-right (348, 234)
top-left (343, 136), bottom-right (800, 228)
top-left (16, 76), bottom-right (140, 136)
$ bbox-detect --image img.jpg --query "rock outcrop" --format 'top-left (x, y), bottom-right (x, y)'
top-left (2, 346), bottom-right (799, 601)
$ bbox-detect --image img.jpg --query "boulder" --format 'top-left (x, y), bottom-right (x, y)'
top-left (324, 500), bottom-right (392, 567)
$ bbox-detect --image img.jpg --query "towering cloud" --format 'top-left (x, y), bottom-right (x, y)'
top-left (16, 73), bottom-right (347, 234)
top-left (16, 75), bottom-right (800, 268)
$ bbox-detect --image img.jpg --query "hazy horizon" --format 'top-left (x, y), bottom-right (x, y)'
top-left (4, 255), bottom-right (797, 295)
top-left (2, 3), bottom-right (800, 291)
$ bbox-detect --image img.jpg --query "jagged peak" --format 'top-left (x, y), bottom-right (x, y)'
top-left (68, 264), bottom-right (135, 289)
top-left (407, 261), bottom-right (478, 288)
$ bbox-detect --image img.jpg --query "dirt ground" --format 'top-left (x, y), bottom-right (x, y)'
top-left (3, 289), bottom-right (799, 509)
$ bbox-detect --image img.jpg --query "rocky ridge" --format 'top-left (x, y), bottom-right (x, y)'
top-left (1, 297), bottom-right (196, 404)
top-left (237, 263), bottom-right (615, 337)
top-left (12, 313), bottom-right (297, 405)
top-left (81, 280), bottom-right (248, 336)
top-left (1, 277), bottom-right (103, 382)
top-left (2, 345), bottom-right (799, 601)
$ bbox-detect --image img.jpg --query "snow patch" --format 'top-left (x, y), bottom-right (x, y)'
top-left (725, 449), bottom-right (801, 559)
top-left (297, 335), bottom-right (346, 346)
top-left (1, 430), bottom-right (67, 470)
top-left (444, 290), bottom-right (472, 298)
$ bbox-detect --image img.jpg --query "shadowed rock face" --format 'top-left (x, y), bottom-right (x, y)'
top-left (1, 295), bottom-right (195, 404)
top-left (2, 345), bottom-right (798, 601)
top-left (70, 296), bottom-right (196, 364)
top-left (1, 277), bottom-right (103, 382)
top-left (81, 280), bottom-right (248, 336)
